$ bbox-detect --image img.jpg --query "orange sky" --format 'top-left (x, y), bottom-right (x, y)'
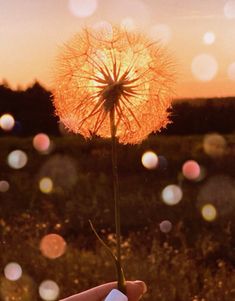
top-left (0, 0), bottom-right (235, 98)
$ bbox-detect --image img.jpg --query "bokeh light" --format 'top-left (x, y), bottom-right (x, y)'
top-left (7, 150), bottom-right (28, 169)
top-left (203, 133), bottom-right (227, 157)
top-left (40, 234), bottom-right (67, 259)
top-left (121, 17), bottom-right (135, 31)
top-left (39, 177), bottom-right (53, 194)
top-left (33, 133), bottom-right (50, 153)
top-left (38, 155), bottom-right (78, 193)
top-left (149, 24), bottom-right (172, 45)
top-left (69, 0), bottom-right (97, 18)
top-left (0, 180), bottom-right (10, 192)
top-left (141, 151), bottom-right (158, 170)
top-left (198, 175), bottom-right (235, 216)
top-left (203, 32), bottom-right (215, 45)
top-left (161, 184), bottom-right (183, 206)
top-left (159, 220), bottom-right (172, 233)
top-left (0, 114), bottom-right (15, 131)
top-left (182, 160), bottom-right (200, 180)
top-left (227, 62), bottom-right (235, 81)
top-left (4, 262), bottom-right (22, 281)
top-left (39, 280), bottom-right (60, 301)
top-left (201, 204), bottom-right (217, 222)
top-left (0, 274), bottom-right (36, 301)
top-left (191, 53), bottom-right (218, 81)
top-left (224, 1), bottom-right (235, 19)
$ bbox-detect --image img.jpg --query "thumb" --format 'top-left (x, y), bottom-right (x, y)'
top-left (125, 280), bottom-right (147, 301)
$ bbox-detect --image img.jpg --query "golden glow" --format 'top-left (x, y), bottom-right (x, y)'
top-left (39, 177), bottom-right (53, 194)
top-left (201, 204), bottom-right (217, 222)
top-left (203, 133), bottom-right (227, 158)
top-left (2, 1), bottom-right (235, 98)
top-left (0, 275), bottom-right (34, 301)
top-left (191, 54), bottom-right (218, 81)
top-left (52, 25), bottom-right (174, 144)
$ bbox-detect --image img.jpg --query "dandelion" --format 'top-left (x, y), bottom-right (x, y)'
top-left (52, 24), bottom-right (175, 296)
top-left (52, 25), bottom-right (175, 144)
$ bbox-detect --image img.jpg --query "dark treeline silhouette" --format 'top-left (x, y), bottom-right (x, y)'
top-left (0, 81), bottom-right (235, 136)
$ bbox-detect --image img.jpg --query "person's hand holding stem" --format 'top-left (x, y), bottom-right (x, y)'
top-left (60, 280), bottom-right (147, 301)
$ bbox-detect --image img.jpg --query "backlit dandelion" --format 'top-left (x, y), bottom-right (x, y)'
top-left (52, 25), bottom-right (175, 296)
top-left (52, 25), bottom-right (175, 144)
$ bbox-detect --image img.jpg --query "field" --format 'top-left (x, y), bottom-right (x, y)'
top-left (1, 134), bottom-right (235, 301)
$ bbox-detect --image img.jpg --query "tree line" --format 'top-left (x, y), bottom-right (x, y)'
top-left (0, 81), bottom-right (235, 136)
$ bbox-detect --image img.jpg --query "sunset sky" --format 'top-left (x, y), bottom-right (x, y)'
top-left (1, 0), bottom-right (235, 98)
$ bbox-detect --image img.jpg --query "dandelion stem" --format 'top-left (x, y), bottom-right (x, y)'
top-left (110, 108), bottom-right (126, 294)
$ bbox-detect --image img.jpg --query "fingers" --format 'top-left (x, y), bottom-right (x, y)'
top-left (126, 281), bottom-right (147, 301)
top-left (60, 280), bottom-right (147, 301)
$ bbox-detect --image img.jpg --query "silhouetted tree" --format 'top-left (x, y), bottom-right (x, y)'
top-left (0, 82), bottom-right (235, 136)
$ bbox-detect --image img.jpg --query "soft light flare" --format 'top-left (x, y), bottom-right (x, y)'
top-left (39, 177), bottom-right (53, 194)
top-left (203, 32), bottom-right (215, 45)
top-left (201, 204), bottom-right (217, 222)
top-left (0, 114), bottom-right (15, 131)
top-left (33, 133), bottom-right (50, 152)
top-left (141, 151), bottom-right (158, 169)
top-left (161, 184), bottom-right (183, 206)
top-left (182, 160), bottom-right (200, 180)
top-left (203, 133), bottom-right (227, 157)
top-left (7, 150), bottom-right (28, 169)
top-left (39, 280), bottom-right (60, 301)
top-left (224, 1), bottom-right (235, 19)
top-left (159, 220), bottom-right (172, 233)
top-left (4, 262), bottom-right (22, 281)
top-left (69, 0), bottom-right (97, 18)
top-left (40, 234), bottom-right (67, 259)
top-left (191, 54), bottom-right (218, 81)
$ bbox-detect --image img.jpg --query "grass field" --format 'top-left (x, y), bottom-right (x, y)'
top-left (1, 134), bottom-right (235, 300)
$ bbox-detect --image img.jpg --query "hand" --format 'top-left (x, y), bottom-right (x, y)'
top-left (60, 280), bottom-right (147, 301)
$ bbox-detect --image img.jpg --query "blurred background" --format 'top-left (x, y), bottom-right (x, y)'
top-left (1, 1), bottom-right (235, 301)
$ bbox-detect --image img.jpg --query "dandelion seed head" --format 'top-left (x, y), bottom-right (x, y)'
top-left (52, 25), bottom-right (175, 144)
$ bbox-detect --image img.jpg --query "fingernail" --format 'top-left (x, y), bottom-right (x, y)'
top-left (104, 289), bottom-right (128, 301)
top-left (134, 281), bottom-right (147, 294)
